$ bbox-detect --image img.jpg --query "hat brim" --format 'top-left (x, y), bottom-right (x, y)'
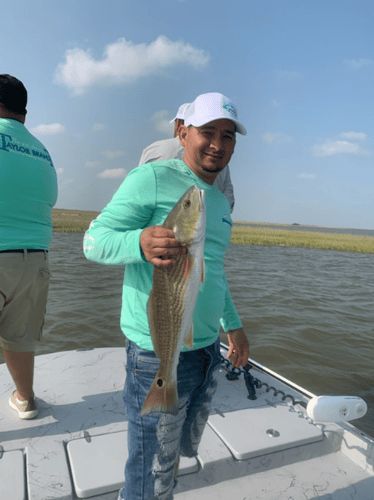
top-left (188, 116), bottom-right (247, 136)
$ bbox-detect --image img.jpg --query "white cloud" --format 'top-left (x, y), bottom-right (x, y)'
top-left (298, 173), bottom-right (315, 179)
top-left (102, 150), bottom-right (126, 160)
top-left (313, 140), bottom-right (371, 157)
top-left (341, 131), bottom-right (367, 141)
top-left (85, 160), bottom-right (101, 168)
top-left (31, 123), bottom-right (65, 136)
top-left (346, 58), bottom-right (373, 69)
top-left (55, 35), bottom-right (210, 95)
top-left (92, 123), bottom-right (106, 132)
top-left (262, 132), bottom-right (292, 145)
top-left (98, 168), bottom-right (127, 179)
top-left (152, 110), bottom-right (174, 135)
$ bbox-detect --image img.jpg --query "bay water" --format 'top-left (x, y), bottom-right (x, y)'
top-left (1, 232), bottom-right (373, 437)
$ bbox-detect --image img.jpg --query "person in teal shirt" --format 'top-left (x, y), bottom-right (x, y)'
top-left (84, 92), bottom-right (249, 500)
top-left (0, 74), bottom-right (58, 420)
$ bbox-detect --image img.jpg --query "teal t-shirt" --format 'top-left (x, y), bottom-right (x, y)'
top-left (84, 160), bottom-right (242, 350)
top-left (0, 118), bottom-right (58, 250)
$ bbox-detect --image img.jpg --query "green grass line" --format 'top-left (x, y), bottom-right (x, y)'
top-left (52, 209), bottom-right (100, 233)
top-left (52, 209), bottom-right (374, 254)
top-left (231, 226), bottom-right (374, 254)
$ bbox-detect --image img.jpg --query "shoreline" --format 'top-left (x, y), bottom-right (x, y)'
top-left (52, 209), bottom-right (374, 255)
top-left (231, 226), bottom-right (374, 255)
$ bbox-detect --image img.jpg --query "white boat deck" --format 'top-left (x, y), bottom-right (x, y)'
top-left (0, 347), bottom-right (373, 500)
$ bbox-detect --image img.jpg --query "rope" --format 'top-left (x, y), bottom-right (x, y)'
top-left (219, 354), bottom-right (304, 407)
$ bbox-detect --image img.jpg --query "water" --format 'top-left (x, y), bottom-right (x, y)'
top-left (1, 232), bottom-right (373, 437)
top-left (224, 244), bottom-right (374, 437)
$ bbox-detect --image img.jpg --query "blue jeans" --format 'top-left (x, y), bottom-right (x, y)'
top-left (118, 338), bottom-right (221, 500)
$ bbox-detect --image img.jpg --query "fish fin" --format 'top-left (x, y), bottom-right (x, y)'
top-left (183, 251), bottom-right (194, 281)
top-left (141, 375), bottom-right (179, 417)
top-left (201, 259), bottom-right (205, 284)
top-left (183, 325), bottom-right (194, 349)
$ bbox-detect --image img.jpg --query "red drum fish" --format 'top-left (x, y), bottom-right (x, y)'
top-left (141, 186), bottom-right (206, 416)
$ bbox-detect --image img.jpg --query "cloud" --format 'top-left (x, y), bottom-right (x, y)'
top-left (98, 168), bottom-right (127, 179)
top-left (92, 123), bottom-right (106, 132)
top-left (85, 160), bottom-right (101, 168)
top-left (346, 58), bottom-right (373, 69)
top-left (313, 140), bottom-right (371, 157)
top-left (102, 150), bottom-right (126, 160)
top-left (298, 173), bottom-right (315, 180)
top-left (341, 131), bottom-right (367, 141)
top-left (151, 110), bottom-right (174, 135)
top-left (262, 132), bottom-right (292, 145)
top-left (30, 123), bottom-right (65, 136)
top-left (55, 35), bottom-right (210, 95)
top-left (56, 167), bottom-right (64, 174)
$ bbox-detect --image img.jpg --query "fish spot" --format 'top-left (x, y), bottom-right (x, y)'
top-left (157, 379), bottom-right (163, 388)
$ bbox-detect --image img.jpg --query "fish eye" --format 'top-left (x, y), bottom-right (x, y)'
top-left (184, 200), bottom-right (191, 208)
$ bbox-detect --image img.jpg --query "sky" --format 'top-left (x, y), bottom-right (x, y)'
top-left (2, 0), bottom-right (374, 229)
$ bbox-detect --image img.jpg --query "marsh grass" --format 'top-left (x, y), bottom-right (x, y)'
top-left (52, 209), bottom-right (99, 233)
top-left (231, 226), bottom-right (374, 255)
top-left (53, 209), bottom-right (374, 254)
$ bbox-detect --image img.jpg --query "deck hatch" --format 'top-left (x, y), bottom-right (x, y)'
top-left (208, 404), bottom-right (323, 460)
top-left (0, 449), bottom-right (25, 500)
top-left (67, 430), bottom-right (198, 498)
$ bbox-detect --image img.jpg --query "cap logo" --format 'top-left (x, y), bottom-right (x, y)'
top-left (223, 103), bottom-right (237, 119)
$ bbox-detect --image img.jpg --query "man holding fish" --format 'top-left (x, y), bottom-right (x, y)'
top-left (84, 92), bottom-right (249, 500)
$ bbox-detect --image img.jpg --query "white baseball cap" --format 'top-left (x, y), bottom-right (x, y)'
top-left (169, 102), bottom-right (190, 123)
top-left (183, 93), bottom-right (246, 135)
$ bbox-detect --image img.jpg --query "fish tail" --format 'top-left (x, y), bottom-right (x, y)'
top-left (140, 375), bottom-right (179, 417)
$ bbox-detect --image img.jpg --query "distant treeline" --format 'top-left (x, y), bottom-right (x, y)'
top-left (52, 209), bottom-right (374, 254)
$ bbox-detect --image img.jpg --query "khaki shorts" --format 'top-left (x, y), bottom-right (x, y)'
top-left (0, 250), bottom-right (50, 352)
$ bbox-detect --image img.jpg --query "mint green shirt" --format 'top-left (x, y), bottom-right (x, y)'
top-left (84, 160), bottom-right (242, 350)
top-left (0, 119), bottom-right (58, 250)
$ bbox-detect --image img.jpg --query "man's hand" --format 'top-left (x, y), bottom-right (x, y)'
top-left (140, 226), bottom-right (187, 268)
top-left (227, 327), bottom-right (249, 368)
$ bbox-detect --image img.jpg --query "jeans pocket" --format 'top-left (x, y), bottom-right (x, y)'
top-left (134, 355), bottom-right (160, 393)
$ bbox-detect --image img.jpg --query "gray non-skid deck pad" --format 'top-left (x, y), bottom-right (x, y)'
top-left (0, 449), bottom-right (25, 500)
top-left (208, 404), bottom-right (323, 460)
top-left (67, 430), bottom-right (198, 498)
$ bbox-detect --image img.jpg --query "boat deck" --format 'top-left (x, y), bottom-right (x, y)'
top-left (1, 347), bottom-right (373, 500)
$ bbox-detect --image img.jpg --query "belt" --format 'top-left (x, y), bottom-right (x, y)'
top-left (0, 249), bottom-right (48, 253)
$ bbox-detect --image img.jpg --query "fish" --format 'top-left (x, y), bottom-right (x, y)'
top-left (141, 185), bottom-right (206, 417)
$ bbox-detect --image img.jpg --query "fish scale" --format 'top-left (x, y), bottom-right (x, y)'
top-left (150, 254), bottom-right (189, 374)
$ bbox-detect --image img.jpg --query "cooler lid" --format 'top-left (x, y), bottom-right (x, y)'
top-left (67, 430), bottom-right (197, 498)
top-left (0, 449), bottom-right (25, 500)
top-left (208, 404), bottom-right (323, 460)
